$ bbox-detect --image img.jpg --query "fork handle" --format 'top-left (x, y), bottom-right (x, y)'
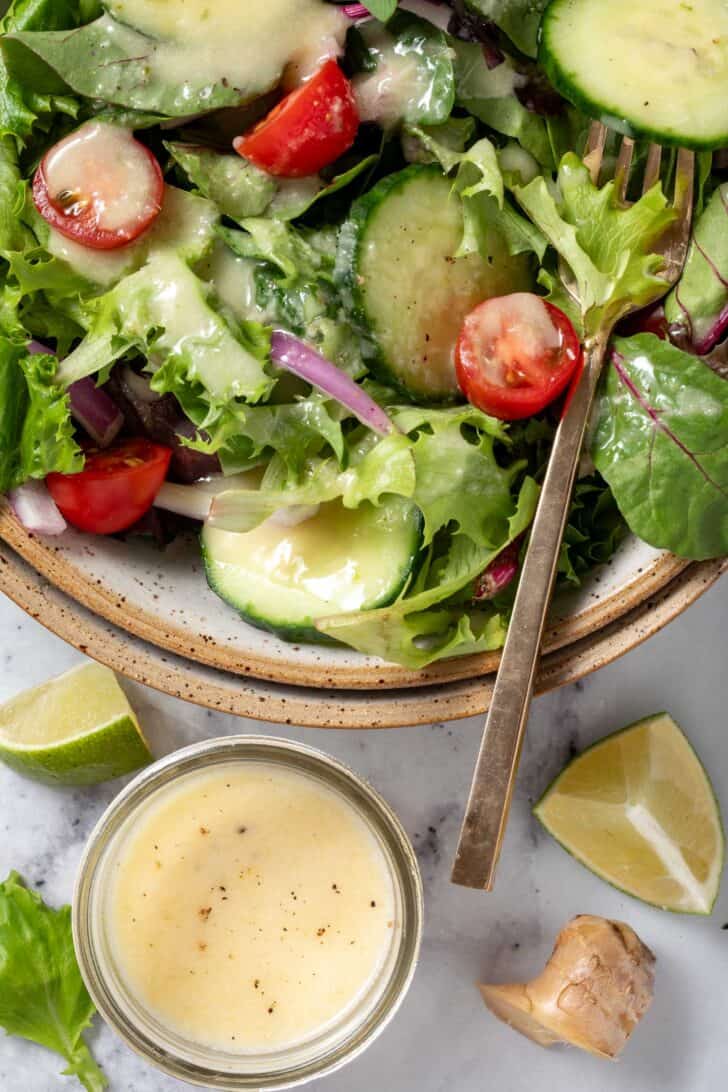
top-left (451, 333), bottom-right (609, 890)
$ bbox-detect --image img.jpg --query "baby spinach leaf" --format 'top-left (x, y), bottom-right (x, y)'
top-left (593, 334), bottom-right (728, 560)
top-left (2, 13), bottom-right (259, 118)
top-left (461, 0), bottom-right (548, 58)
top-left (0, 872), bottom-right (106, 1092)
top-left (664, 182), bottom-right (728, 352)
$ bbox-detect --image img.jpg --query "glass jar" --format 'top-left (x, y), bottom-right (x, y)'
top-left (73, 735), bottom-right (423, 1089)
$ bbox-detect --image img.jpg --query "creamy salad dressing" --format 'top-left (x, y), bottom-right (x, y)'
top-left (107, 0), bottom-right (347, 93)
top-left (106, 763), bottom-right (397, 1052)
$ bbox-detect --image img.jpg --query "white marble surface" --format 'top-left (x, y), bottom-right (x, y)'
top-left (0, 578), bottom-right (726, 1092)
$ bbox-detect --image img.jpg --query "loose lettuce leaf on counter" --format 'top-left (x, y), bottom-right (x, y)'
top-left (664, 182), bottom-right (728, 350)
top-left (0, 339), bottom-right (81, 492)
top-left (2, 14), bottom-right (252, 118)
top-left (316, 476), bottom-right (539, 667)
top-left (515, 153), bottom-right (675, 337)
top-left (0, 871), bottom-right (106, 1092)
top-left (593, 334), bottom-right (728, 560)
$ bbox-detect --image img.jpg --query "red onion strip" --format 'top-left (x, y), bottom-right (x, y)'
top-left (8, 480), bottom-right (67, 535)
top-left (269, 330), bottom-right (395, 436)
top-left (343, 4), bottom-right (372, 19)
top-left (472, 540), bottom-right (519, 601)
top-left (28, 339), bottom-right (123, 448)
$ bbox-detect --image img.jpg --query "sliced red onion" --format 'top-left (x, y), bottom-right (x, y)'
top-left (343, 4), bottom-right (372, 19)
top-left (7, 480), bottom-right (67, 535)
top-left (400, 0), bottom-right (452, 32)
top-left (120, 365), bottom-right (162, 404)
top-left (153, 481), bottom-right (214, 522)
top-left (267, 504), bottom-right (321, 528)
top-left (269, 330), bottom-right (395, 435)
top-left (68, 377), bottom-right (124, 448)
top-left (472, 541), bottom-right (519, 602)
top-left (28, 339), bottom-right (123, 447)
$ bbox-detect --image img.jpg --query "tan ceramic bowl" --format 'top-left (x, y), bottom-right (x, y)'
top-left (1, 505), bottom-right (724, 727)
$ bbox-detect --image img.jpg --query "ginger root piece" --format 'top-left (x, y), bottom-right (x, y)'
top-left (479, 914), bottom-right (655, 1059)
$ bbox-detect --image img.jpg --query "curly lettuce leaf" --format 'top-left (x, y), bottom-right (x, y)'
top-left (593, 334), bottom-right (728, 560)
top-left (408, 123), bottom-right (546, 259)
top-left (57, 251), bottom-right (273, 407)
top-left (0, 0), bottom-right (91, 145)
top-left (209, 429), bottom-right (415, 531)
top-left (515, 153), bottom-right (675, 337)
top-left (392, 404), bottom-right (520, 546)
top-left (166, 143), bottom-right (276, 222)
top-left (0, 339), bottom-right (81, 491)
top-left (316, 476), bottom-right (539, 666)
top-left (0, 872), bottom-right (106, 1092)
top-left (664, 182), bottom-right (728, 350)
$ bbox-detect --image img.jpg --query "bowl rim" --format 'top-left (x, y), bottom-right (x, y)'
top-left (2, 535), bottom-right (724, 728)
top-left (0, 503), bottom-right (691, 690)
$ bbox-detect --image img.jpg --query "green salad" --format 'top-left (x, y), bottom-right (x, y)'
top-left (0, 0), bottom-right (726, 668)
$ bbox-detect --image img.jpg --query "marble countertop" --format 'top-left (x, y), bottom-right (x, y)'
top-left (1, 578), bottom-right (726, 1092)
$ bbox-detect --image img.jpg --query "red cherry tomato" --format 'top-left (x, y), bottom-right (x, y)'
top-left (234, 60), bottom-right (359, 178)
top-left (46, 439), bottom-right (172, 535)
top-left (33, 121), bottom-right (164, 251)
top-left (455, 294), bottom-right (582, 421)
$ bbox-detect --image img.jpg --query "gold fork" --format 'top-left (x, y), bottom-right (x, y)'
top-left (451, 122), bottom-right (695, 891)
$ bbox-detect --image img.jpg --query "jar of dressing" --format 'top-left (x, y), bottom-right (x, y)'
top-left (73, 736), bottom-right (423, 1089)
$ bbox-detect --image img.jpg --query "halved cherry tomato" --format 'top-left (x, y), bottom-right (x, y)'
top-left (234, 60), bottom-right (359, 178)
top-left (46, 439), bottom-right (172, 535)
top-left (33, 121), bottom-right (164, 251)
top-left (455, 294), bottom-right (582, 421)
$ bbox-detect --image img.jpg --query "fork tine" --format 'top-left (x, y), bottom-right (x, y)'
top-left (583, 120), bottom-right (607, 184)
top-left (642, 143), bottom-right (662, 193)
top-left (614, 136), bottom-right (635, 205)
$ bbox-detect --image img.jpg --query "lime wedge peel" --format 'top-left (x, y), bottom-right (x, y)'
top-left (534, 713), bottom-right (724, 915)
top-left (0, 661), bottom-right (153, 786)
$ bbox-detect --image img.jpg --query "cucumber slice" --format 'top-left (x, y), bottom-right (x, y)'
top-left (540, 0), bottom-right (728, 149)
top-left (337, 165), bottom-right (533, 402)
top-left (202, 496), bottom-right (423, 643)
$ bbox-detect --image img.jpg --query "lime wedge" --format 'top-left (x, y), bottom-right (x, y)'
top-left (0, 662), bottom-right (152, 785)
top-left (534, 713), bottom-right (724, 914)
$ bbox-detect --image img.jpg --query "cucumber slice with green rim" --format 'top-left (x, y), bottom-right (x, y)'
top-left (539, 0), bottom-right (728, 149)
top-left (202, 496), bottom-right (423, 643)
top-left (337, 164), bottom-right (533, 402)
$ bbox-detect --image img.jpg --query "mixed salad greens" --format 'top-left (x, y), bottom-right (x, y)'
top-left (0, 0), bottom-right (726, 668)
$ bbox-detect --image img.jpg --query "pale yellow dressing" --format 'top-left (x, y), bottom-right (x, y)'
top-left (107, 0), bottom-right (347, 92)
top-left (107, 763), bottom-right (397, 1052)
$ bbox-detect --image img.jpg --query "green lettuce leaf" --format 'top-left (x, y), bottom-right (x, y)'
top-left (0, 871), bottom-right (106, 1092)
top-left (452, 40), bottom-right (555, 167)
top-left (316, 475), bottom-right (539, 666)
top-left (461, 0), bottom-right (548, 58)
top-left (515, 153), bottom-right (675, 337)
top-left (408, 123), bottom-right (546, 259)
top-left (2, 13), bottom-right (252, 118)
top-left (593, 334), bottom-right (728, 560)
top-left (664, 182), bottom-right (728, 349)
top-left (166, 143), bottom-right (276, 221)
top-left (361, 0), bottom-right (398, 20)
top-left (0, 0), bottom-right (90, 145)
top-left (392, 404), bottom-right (519, 546)
top-left (209, 430), bottom-right (415, 531)
top-left (56, 251), bottom-right (274, 410)
top-left (0, 339), bottom-right (81, 492)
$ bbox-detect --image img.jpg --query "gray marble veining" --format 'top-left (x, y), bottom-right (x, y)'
top-left (1, 579), bottom-right (726, 1092)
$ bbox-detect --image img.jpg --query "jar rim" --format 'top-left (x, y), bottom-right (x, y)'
top-left (73, 735), bottom-right (423, 1089)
